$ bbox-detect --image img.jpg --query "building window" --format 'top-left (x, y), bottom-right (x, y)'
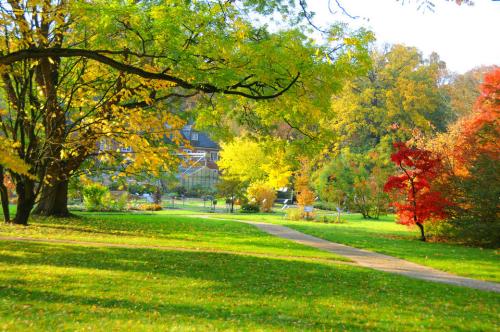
top-left (210, 152), bottom-right (218, 161)
top-left (191, 132), bottom-right (199, 141)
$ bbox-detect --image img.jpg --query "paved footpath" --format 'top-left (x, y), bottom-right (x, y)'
top-left (205, 216), bottom-right (500, 293)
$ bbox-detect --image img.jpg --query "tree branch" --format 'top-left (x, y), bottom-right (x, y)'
top-left (0, 48), bottom-right (300, 100)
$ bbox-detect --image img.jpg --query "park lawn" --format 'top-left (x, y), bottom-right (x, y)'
top-left (0, 240), bottom-right (498, 331)
top-left (0, 212), bottom-right (344, 261)
top-left (210, 212), bottom-right (500, 283)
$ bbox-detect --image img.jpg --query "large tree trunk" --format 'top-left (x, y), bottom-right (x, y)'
top-left (13, 179), bottom-right (36, 225)
top-left (0, 167), bottom-right (10, 223)
top-left (33, 179), bottom-right (70, 217)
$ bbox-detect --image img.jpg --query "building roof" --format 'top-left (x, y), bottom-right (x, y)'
top-left (181, 126), bottom-right (219, 150)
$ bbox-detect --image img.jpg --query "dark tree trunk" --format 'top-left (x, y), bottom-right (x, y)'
top-left (0, 167), bottom-right (10, 223)
top-left (230, 197), bottom-right (234, 213)
top-left (416, 222), bottom-right (426, 242)
top-left (33, 179), bottom-right (70, 217)
top-left (13, 179), bottom-right (36, 225)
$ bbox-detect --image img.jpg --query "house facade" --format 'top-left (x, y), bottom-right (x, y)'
top-left (95, 124), bottom-right (220, 191)
top-left (177, 125), bottom-right (220, 191)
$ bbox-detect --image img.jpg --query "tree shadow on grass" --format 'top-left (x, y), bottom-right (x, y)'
top-left (0, 241), bottom-right (497, 331)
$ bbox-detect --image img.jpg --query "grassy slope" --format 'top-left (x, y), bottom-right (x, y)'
top-left (1, 240), bottom-right (498, 331)
top-left (0, 212), bottom-right (345, 261)
top-left (211, 212), bottom-right (500, 282)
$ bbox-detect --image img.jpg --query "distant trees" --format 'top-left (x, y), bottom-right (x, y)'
top-left (423, 67), bottom-right (499, 245)
top-left (314, 150), bottom-right (391, 219)
top-left (294, 159), bottom-right (316, 218)
top-left (443, 66), bottom-right (496, 118)
top-left (330, 45), bottom-right (452, 152)
top-left (379, 68), bottom-right (499, 245)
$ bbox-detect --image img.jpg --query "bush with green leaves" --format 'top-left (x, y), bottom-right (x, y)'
top-left (315, 214), bottom-right (346, 224)
top-left (83, 183), bottom-right (127, 211)
top-left (82, 183), bottom-right (108, 211)
top-left (285, 208), bottom-right (302, 221)
top-left (240, 203), bottom-right (259, 213)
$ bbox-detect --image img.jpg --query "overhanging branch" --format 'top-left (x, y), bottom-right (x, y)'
top-left (0, 48), bottom-right (300, 100)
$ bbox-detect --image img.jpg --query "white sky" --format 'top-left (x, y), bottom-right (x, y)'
top-left (308, 0), bottom-right (500, 73)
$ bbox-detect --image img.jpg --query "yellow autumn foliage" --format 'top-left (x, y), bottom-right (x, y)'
top-left (0, 137), bottom-right (34, 178)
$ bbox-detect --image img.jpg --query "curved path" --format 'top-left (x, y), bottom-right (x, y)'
top-left (203, 216), bottom-right (500, 293)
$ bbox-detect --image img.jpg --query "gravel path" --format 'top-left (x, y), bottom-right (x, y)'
top-left (204, 216), bottom-right (500, 293)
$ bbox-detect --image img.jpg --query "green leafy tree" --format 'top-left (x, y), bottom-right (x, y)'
top-left (0, 1), bottom-right (372, 224)
top-left (216, 176), bottom-right (245, 213)
top-left (314, 149), bottom-right (391, 219)
top-left (444, 65), bottom-right (496, 118)
top-left (330, 45), bottom-right (452, 153)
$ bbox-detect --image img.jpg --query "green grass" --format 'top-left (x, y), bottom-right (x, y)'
top-left (1, 240), bottom-right (498, 331)
top-left (1, 211), bottom-right (498, 330)
top-left (0, 212), bottom-right (344, 261)
top-left (210, 212), bottom-right (500, 282)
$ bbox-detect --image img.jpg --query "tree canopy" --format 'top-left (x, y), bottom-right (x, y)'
top-left (329, 45), bottom-right (451, 153)
top-left (0, 0), bottom-right (373, 224)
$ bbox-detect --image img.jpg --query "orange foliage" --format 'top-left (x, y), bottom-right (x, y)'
top-left (421, 68), bottom-right (499, 226)
top-left (295, 157), bottom-right (313, 206)
top-left (425, 68), bottom-right (499, 177)
top-left (247, 182), bottom-right (276, 212)
top-left (297, 188), bottom-right (315, 207)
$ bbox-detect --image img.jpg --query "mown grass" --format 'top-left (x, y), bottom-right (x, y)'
top-left (211, 212), bottom-right (500, 282)
top-left (0, 212), bottom-right (344, 261)
top-left (0, 240), bottom-right (498, 331)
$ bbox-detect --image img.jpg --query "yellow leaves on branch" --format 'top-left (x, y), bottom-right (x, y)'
top-left (0, 137), bottom-right (35, 178)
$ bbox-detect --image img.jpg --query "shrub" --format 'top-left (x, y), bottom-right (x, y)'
top-left (240, 203), bottom-right (259, 213)
top-left (83, 183), bottom-right (128, 211)
top-left (313, 201), bottom-right (337, 211)
top-left (315, 214), bottom-right (346, 224)
top-left (313, 150), bottom-right (391, 220)
top-left (82, 183), bottom-right (108, 211)
top-left (247, 181), bottom-right (276, 212)
top-left (110, 193), bottom-right (128, 211)
top-left (297, 188), bottom-right (315, 207)
top-left (426, 218), bottom-right (500, 248)
top-left (284, 208), bottom-right (315, 221)
top-left (137, 203), bottom-right (163, 211)
top-left (286, 208), bottom-right (302, 221)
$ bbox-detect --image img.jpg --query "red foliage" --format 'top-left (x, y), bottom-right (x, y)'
top-left (459, 68), bottom-right (499, 161)
top-left (384, 142), bottom-right (450, 239)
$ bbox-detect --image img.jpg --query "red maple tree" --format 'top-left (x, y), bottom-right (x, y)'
top-left (384, 142), bottom-right (449, 241)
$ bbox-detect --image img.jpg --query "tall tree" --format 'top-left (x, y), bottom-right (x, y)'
top-left (330, 45), bottom-right (452, 153)
top-left (0, 1), bottom-right (372, 224)
top-left (424, 67), bottom-right (499, 242)
top-left (444, 66), bottom-right (496, 118)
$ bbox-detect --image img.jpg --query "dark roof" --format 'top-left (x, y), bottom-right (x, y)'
top-left (180, 127), bottom-right (219, 150)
